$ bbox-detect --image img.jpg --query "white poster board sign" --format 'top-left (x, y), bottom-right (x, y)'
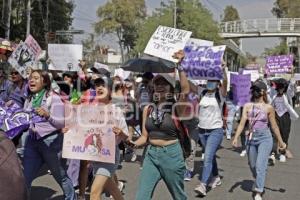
top-left (48, 44), bottom-right (82, 71)
top-left (144, 25), bottom-right (192, 62)
top-left (243, 69), bottom-right (260, 82)
top-left (8, 35), bottom-right (42, 78)
top-left (62, 104), bottom-right (119, 163)
top-left (187, 38), bottom-right (214, 47)
top-left (114, 68), bottom-right (131, 80)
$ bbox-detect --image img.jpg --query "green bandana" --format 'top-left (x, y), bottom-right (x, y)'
top-left (32, 89), bottom-right (46, 108)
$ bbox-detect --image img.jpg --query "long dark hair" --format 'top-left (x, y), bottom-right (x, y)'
top-left (28, 69), bottom-right (52, 99)
top-left (250, 86), bottom-right (268, 103)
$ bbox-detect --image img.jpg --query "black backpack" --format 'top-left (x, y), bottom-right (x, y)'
top-left (0, 131), bottom-right (27, 200)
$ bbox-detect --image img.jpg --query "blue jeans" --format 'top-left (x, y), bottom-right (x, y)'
top-left (226, 101), bottom-right (237, 138)
top-left (136, 142), bottom-right (187, 200)
top-left (23, 133), bottom-right (76, 200)
top-left (198, 128), bottom-right (224, 184)
top-left (246, 128), bottom-right (273, 193)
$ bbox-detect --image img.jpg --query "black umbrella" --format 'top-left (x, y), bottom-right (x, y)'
top-left (121, 54), bottom-right (176, 73)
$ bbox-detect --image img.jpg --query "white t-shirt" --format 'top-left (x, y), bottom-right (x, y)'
top-left (198, 91), bottom-right (224, 129)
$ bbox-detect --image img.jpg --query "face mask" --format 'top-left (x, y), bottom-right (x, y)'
top-left (206, 82), bottom-right (218, 91)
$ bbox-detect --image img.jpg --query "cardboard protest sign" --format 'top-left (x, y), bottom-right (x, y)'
top-left (245, 63), bottom-right (260, 70)
top-left (8, 35), bottom-right (42, 78)
top-left (181, 45), bottom-right (226, 80)
top-left (187, 38), bottom-right (213, 47)
top-left (231, 74), bottom-right (251, 106)
top-left (48, 44), bottom-right (82, 71)
top-left (144, 25), bottom-right (192, 62)
top-left (63, 104), bottom-right (119, 164)
top-left (294, 73), bottom-right (300, 81)
top-left (242, 69), bottom-right (260, 82)
top-left (265, 55), bottom-right (293, 74)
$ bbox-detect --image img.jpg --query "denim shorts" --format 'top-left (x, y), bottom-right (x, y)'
top-left (92, 147), bottom-right (120, 178)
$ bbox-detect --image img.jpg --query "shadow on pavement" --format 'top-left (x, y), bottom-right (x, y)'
top-left (30, 186), bottom-right (58, 200)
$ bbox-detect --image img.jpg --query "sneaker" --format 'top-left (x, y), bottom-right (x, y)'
top-left (184, 170), bottom-right (192, 181)
top-left (254, 193), bottom-right (263, 200)
top-left (201, 153), bottom-right (205, 160)
top-left (240, 150), bottom-right (247, 157)
top-left (194, 183), bottom-right (207, 196)
top-left (226, 135), bottom-right (231, 140)
top-left (118, 181), bottom-right (125, 192)
top-left (208, 176), bottom-right (221, 188)
top-left (131, 152), bottom-right (137, 162)
top-left (279, 154), bottom-right (286, 163)
top-left (268, 154), bottom-right (276, 166)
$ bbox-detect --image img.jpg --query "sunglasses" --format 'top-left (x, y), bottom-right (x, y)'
top-left (10, 71), bottom-right (19, 75)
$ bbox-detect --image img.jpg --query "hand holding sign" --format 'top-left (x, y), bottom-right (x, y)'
top-left (144, 26), bottom-right (192, 63)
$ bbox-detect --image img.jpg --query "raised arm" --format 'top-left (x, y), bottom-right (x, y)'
top-left (220, 63), bottom-right (228, 97)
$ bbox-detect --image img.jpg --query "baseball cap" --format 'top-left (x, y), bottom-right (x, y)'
top-left (94, 76), bottom-right (113, 90)
top-left (251, 80), bottom-right (267, 91)
top-left (153, 74), bottom-right (176, 88)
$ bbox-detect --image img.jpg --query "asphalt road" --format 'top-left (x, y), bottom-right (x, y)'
top-left (31, 119), bottom-right (300, 200)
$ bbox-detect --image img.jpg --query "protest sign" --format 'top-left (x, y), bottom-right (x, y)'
top-left (62, 104), bottom-right (118, 164)
top-left (114, 68), bottom-right (131, 80)
top-left (187, 38), bottom-right (213, 47)
top-left (144, 25), bottom-right (192, 62)
top-left (181, 45), bottom-right (226, 80)
top-left (242, 69), bottom-right (260, 82)
top-left (8, 35), bottom-right (42, 78)
top-left (231, 74), bottom-right (251, 106)
top-left (245, 63), bottom-right (260, 70)
top-left (294, 73), bottom-right (300, 81)
top-left (48, 44), bottom-right (82, 71)
top-left (265, 55), bottom-right (293, 74)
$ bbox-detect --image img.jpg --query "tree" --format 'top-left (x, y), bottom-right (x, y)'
top-left (222, 5), bottom-right (240, 22)
top-left (262, 41), bottom-right (288, 57)
top-left (272, 0), bottom-right (300, 18)
top-left (94, 0), bottom-right (146, 62)
top-left (222, 5), bottom-right (240, 45)
top-left (133, 0), bottom-right (220, 56)
top-left (0, 0), bottom-right (74, 48)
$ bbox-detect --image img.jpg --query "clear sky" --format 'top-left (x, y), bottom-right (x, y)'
top-left (72, 0), bottom-right (279, 56)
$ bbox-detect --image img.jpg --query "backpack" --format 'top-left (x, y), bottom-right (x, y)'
top-left (147, 106), bottom-right (191, 158)
top-left (201, 89), bottom-right (228, 129)
top-left (0, 131), bottom-right (27, 200)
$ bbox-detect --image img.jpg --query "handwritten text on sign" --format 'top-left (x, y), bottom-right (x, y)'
top-left (48, 44), bottom-right (82, 71)
top-left (144, 26), bottom-right (192, 62)
top-left (265, 55), bottom-right (293, 74)
top-left (181, 45), bottom-right (226, 80)
top-left (231, 74), bottom-right (251, 106)
top-left (62, 104), bottom-right (117, 164)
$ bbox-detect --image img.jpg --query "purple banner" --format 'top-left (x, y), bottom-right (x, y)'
top-left (181, 45), bottom-right (226, 80)
top-left (0, 100), bottom-right (44, 139)
top-left (265, 55), bottom-right (293, 74)
top-left (231, 74), bottom-right (251, 106)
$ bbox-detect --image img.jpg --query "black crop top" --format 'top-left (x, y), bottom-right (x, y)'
top-left (145, 110), bottom-right (179, 140)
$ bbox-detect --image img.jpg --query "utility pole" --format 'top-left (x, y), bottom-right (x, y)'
top-left (4, 0), bottom-right (12, 39)
top-left (26, 0), bottom-right (31, 37)
top-left (2, 0), bottom-right (6, 22)
top-left (173, 0), bottom-right (177, 28)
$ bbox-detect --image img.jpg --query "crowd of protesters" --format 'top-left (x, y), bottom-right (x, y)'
top-left (0, 42), bottom-right (298, 200)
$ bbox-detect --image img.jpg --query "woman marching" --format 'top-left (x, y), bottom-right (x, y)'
top-left (194, 64), bottom-right (228, 196)
top-left (271, 79), bottom-right (298, 162)
top-left (23, 70), bottom-right (76, 199)
top-left (81, 76), bottom-right (128, 200)
top-left (131, 51), bottom-right (190, 200)
top-left (232, 80), bottom-right (286, 200)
